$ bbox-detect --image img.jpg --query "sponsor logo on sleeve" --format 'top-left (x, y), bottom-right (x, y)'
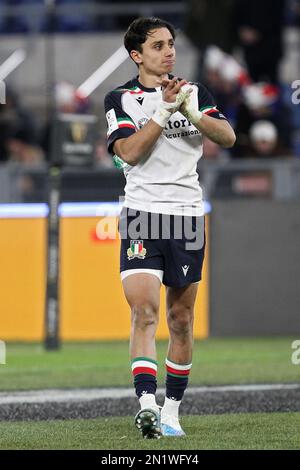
top-left (106, 108), bottom-right (118, 136)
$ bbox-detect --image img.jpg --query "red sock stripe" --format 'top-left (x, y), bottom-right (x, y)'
top-left (166, 365), bottom-right (190, 376)
top-left (132, 367), bottom-right (157, 377)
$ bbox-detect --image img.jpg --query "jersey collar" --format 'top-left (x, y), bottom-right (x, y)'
top-left (133, 74), bottom-right (175, 93)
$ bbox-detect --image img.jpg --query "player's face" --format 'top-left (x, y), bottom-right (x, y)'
top-left (132, 27), bottom-right (176, 76)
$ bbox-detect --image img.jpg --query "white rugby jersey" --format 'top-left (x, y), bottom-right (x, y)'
top-left (104, 75), bottom-right (227, 216)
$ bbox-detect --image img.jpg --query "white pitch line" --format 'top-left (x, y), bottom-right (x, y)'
top-left (0, 384), bottom-right (299, 405)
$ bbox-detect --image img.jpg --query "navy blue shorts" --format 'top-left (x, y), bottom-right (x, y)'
top-left (119, 207), bottom-right (206, 288)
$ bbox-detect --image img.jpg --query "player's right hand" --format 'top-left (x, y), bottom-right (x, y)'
top-left (161, 78), bottom-right (192, 114)
top-left (152, 78), bottom-right (192, 128)
top-left (161, 77), bottom-right (187, 104)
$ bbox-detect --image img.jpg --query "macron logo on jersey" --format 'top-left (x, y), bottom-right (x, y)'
top-left (136, 97), bottom-right (144, 106)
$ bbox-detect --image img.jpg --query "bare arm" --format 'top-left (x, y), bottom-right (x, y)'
top-left (113, 78), bottom-right (188, 166)
top-left (113, 120), bottom-right (164, 166)
top-left (168, 79), bottom-right (236, 148)
top-left (192, 114), bottom-right (236, 148)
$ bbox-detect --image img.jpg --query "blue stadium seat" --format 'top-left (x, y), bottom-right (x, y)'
top-left (0, 0), bottom-right (95, 34)
top-left (0, 0), bottom-right (45, 34)
top-left (54, 0), bottom-right (94, 32)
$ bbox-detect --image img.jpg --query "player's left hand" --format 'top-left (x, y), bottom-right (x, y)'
top-left (161, 77), bottom-right (186, 102)
top-left (161, 78), bottom-right (192, 114)
top-left (179, 88), bottom-right (203, 124)
top-left (152, 78), bottom-right (193, 128)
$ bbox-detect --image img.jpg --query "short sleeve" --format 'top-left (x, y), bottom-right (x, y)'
top-left (197, 83), bottom-right (228, 121)
top-left (104, 91), bottom-right (136, 155)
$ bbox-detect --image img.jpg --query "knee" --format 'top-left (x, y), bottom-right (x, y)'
top-left (131, 303), bottom-right (159, 331)
top-left (167, 305), bottom-right (194, 335)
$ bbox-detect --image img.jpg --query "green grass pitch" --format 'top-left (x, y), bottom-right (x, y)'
top-left (0, 413), bottom-right (299, 450)
top-left (0, 338), bottom-right (299, 450)
top-left (0, 337), bottom-right (299, 390)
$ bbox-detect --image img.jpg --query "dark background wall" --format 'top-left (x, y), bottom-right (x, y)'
top-left (210, 200), bottom-right (300, 336)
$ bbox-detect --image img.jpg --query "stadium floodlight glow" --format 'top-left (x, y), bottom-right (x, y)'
top-left (0, 203), bottom-right (48, 218)
top-left (76, 46), bottom-right (128, 98)
top-left (59, 201), bottom-right (122, 218)
top-left (0, 49), bottom-right (27, 81)
top-left (0, 201), bottom-right (212, 218)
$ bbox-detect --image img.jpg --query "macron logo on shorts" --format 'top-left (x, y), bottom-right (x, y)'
top-left (182, 265), bottom-right (190, 277)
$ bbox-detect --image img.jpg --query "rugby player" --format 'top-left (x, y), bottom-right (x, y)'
top-left (104, 17), bottom-right (235, 438)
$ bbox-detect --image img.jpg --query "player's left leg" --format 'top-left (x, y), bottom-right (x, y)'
top-left (161, 282), bottom-right (199, 436)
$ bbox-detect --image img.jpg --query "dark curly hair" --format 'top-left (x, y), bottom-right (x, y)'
top-left (124, 17), bottom-right (176, 55)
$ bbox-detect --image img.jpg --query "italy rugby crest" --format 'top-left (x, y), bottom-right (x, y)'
top-left (127, 240), bottom-right (147, 260)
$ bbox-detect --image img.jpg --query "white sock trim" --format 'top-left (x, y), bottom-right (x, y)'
top-left (131, 360), bottom-right (158, 373)
top-left (165, 358), bottom-right (192, 371)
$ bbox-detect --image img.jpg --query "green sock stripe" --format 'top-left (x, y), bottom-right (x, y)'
top-left (167, 372), bottom-right (190, 379)
top-left (131, 356), bottom-right (158, 365)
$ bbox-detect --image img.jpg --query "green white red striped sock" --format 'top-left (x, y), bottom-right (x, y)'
top-left (165, 358), bottom-right (192, 402)
top-left (166, 358), bottom-right (192, 377)
top-left (131, 357), bottom-right (158, 398)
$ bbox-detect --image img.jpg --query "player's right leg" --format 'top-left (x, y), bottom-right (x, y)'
top-left (122, 272), bottom-right (162, 439)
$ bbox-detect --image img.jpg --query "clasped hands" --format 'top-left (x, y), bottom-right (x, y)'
top-left (152, 77), bottom-right (203, 128)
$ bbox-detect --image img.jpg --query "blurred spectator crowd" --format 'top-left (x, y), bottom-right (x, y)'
top-left (0, 0), bottom-right (182, 33)
top-left (0, 82), bottom-right (112, 170)
top-left (0, 0), bottom-right (300, 174)
top-left (185, 0), bottom-right (300, 161)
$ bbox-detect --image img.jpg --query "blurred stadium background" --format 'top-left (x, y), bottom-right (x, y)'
top-left (0, 0), bottom-right (300, 450)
